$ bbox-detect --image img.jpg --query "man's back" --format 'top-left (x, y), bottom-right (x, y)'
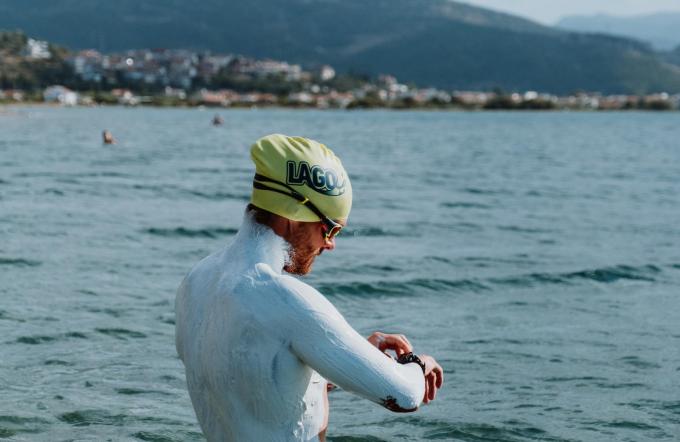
top-left (175, 219), bottom-right (327, 441)
top-left (176, 215), bottom-right (427, 441)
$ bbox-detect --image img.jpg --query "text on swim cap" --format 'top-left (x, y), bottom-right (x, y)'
top-left (286, 161), bottom-right (346, 196)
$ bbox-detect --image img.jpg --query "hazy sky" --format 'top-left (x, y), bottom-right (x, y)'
top-left (461, 0), bottom-right (680, 24)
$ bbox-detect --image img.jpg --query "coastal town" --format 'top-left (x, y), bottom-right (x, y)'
top-left (2, 37), bottom-right (679, 111)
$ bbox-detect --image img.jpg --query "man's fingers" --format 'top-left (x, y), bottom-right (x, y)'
top-left (399, 334), bottom-right (412, 349)
top-left (370, 333), bottom-right (414, 359)
top-left (423, 381), bottom-right (429, 404)
top-left (394, 339), bottom-right (413, 356)
top-left (383, 335), bottom-right (412, 355)
top-left (434, 364), bottom-right (444, 388)
top-left (428, 374), bottom-right (436, 401)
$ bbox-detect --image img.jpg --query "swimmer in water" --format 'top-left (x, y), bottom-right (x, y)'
top-left (175, 134), bottom-right (443, 441)
top-left (212, 114), bottom-right (224, 126)
top-left (102, 130), bottom-right (116, 145)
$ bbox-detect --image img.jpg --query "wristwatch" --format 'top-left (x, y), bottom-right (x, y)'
top-left (396, 352), bottom-right (426, 374)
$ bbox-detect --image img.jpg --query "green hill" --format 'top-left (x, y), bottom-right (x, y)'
top-left (0, 31), bottom-right (72, 90)
top-left (2, 0), bottom-right (680, 94)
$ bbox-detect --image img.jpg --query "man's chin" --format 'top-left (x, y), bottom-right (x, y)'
top-left (284, 258), bottom-right (315, 275)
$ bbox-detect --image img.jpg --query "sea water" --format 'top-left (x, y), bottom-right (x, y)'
top-left (1, 107), bottom-right (679, 441)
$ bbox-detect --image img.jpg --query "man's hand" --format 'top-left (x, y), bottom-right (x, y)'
top-left (418, 355), bottom-right (443, 404)
top-left (367, 332), bottom-right (413, 357)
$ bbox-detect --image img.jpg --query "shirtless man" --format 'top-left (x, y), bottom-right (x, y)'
top-left (102, 130), bottom-right (116, 145)
top-left (175, 134), bottom-right (443, 441)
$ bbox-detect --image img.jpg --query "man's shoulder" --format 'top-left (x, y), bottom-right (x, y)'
top-left (251, 265), bottom-right (342, 320)
top-left (177, 248), bottom-right (228, 296)
top-left (184, 249), bottom-right (222, 280)
top-left (249, 263), bottom-right (313, 297)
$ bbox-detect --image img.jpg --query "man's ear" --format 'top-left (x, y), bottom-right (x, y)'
top-left (268, 215), bottom-right (294, 240)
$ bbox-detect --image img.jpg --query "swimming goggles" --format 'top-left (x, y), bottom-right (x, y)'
top-left (253, 174), bottom-right (343, 241)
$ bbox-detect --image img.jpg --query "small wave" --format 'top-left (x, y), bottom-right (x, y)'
top-left (425, 256), bottom-right (452, 264)
top-left (0, 415), bottom-right (50, 438)
top-left (0, 257), bottom-right (41, 267)
top-left (567, 265), bottom-right (661, 283)
top-left (662, 401), bottom-right (680, 414)
top-left (16, 331), bottom-right (87, 345)
top-left (158, 313), bottom-right (175, 325)
top-left (95, 328), bottom-right (147, 339)
top-left (144, 226), bottom-right (238, 238)
top-left (595, 382), bottom-right (647, 389)
top-left (543, 376), bottom-right (606, 383)
top-left (116, 387), bottom-right (172, 396)
top-left (131, 183), bottom-right (249, 201)
top-left (497, 225), bottom-right (554, 234)
top-left (13, 171), bottom-right (58, 178)
top-left (618, 356), bottom-right (661, 369)
top-left (183, 167), bottom-right (223, 174)
top-left (85, 307), bottom-right (125, 318)
top-left (342, 226), bottom-right (409, 237)
top-left (462, 187), bottom-right (511, 195)
top-left (186, 189), bottom-right (249, 201)
top-left (43, 188), bottom-right (65, 196)
top-left (492, 264), bottom-right (662, 287)
top-left (16, 335), bottom-right (56, 345)
top-left (323, 264), bottom-right (410, 278)
top-left (328, 437), bottom-right (389, 442)
top-left (320, 263), bottom-right (665, 298)
top-left (464, 338), bottom-right (525, 345)
top-left (318, 278), bottom-right (489, 297)
top-left (385, 417), bottom-right (565, 442)
top-left (419, 422), bottom-right (554, 441)
top-left (133, 430), bottom-right (204, 441)
top-left (593, 420), bottom-right (661, 431)
top-left (78, 289), bottom-right (98, 296)
top-left (0, 310), bottom-right (24, 322)
top-left (58, 410), bottom-right (125, 427)
top-left (44, 359), bottom-right (74, 366)
top-left (76, 171), bottom-right (131, 178)
top-left (449, 222), bottom-right (484, 232)
top-left (441, 201), bottom-right (491, 209)
top-left (463, 255), bottom-right (538, 266)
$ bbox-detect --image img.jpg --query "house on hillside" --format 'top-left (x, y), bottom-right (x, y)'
top-left (43, 86), bottom-right (78, 106)
top-left (23, 38), bottom-right (51, 59)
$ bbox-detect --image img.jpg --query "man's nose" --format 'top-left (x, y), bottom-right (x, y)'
top-left (323, 236), bottom-right (336, 251)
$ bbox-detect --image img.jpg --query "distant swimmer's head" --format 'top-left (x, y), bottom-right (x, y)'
top-left (102, 130), bottom-right (115, 145)
top-left (249, 134), bottom-right (352, 274)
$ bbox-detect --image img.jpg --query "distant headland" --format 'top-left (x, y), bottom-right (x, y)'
top-left (1, 31), bottom-right (678, 111)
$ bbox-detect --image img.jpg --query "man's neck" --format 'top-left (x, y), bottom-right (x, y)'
top-left (232, 213), bottom-right (289, 273)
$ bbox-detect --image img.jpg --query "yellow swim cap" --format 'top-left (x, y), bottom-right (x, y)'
top-left (250, 134), bottom-right (352, 222)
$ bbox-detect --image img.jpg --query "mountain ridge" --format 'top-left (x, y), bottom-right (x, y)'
top-left (557, 12), bottom-right (680, 51)
top-left (2, 0), bottom-right (680, 94)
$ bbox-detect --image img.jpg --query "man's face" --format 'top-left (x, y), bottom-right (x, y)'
top-left (284, 220), bottom-right (345, 275)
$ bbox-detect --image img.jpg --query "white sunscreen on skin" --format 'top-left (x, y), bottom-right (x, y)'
top-left (175, 213), bottom-right (425, 441)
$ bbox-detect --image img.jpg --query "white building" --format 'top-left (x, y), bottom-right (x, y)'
top-left (23, 38), bottom-right (51, 59)
top-left (319, 65), bottom-right (336, 81)
top-left (43, 86), bottom-right (78, 106)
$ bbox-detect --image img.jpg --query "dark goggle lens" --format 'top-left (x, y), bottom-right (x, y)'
top-left (325, 224), bottom-right (342, 240)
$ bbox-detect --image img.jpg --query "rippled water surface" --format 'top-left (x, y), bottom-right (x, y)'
top-left (1, 107), bottom-right (679, 441)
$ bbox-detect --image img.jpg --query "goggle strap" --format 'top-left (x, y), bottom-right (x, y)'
top-left (252, 178), bottom-right (331, 226)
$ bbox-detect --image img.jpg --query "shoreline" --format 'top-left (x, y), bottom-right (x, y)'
top-left (2, 102), bottom-right (679, 112)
